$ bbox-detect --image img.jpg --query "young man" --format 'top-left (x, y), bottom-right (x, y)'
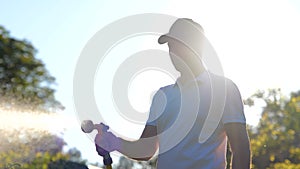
top-left (95, 18), bottom-right (251, 169)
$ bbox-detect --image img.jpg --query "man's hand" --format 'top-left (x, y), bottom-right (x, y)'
top-left (94, 123), bottom-right (121, 153)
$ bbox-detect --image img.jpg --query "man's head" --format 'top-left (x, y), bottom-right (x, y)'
top-left (158, 18), bottom-right (205, 74)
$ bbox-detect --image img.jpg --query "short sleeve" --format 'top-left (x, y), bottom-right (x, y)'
top-left (221, 80), bottom-right (246, 124)
top-left (146, 89), bottom-right (167, 126)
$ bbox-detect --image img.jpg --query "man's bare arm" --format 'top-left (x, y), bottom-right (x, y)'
top-left (117, 125), bottom-right (158, 161)
top-left (224, 122), bottom-right (251, 169)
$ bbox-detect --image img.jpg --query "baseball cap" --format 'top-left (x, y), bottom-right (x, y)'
top-left (158, 18), bottom-right (204, 46)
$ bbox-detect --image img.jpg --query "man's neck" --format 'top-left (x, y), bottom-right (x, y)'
top-left (178, 67), bottom-right (206, 85)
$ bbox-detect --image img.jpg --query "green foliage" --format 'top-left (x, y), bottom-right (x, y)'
top-left (113, 156), bottom-right (157, 169)
top-left (0, 129), bottom-right (87, 169)
top-left (22, 152), bottom-right (87, 169)
top-left (247, 89), bottom-right (300, 169)
top-left (136, 157), bottom-right (157, 169)
top-left (22, 152), bottom-right (68, 169)
top-left (0, 129), bottom-right (62, 167)
top-left (0, 26), bottom-right (86, 169)
top-left (267, 160), bottom-right (300, 169)
top-left (0, 25), bottom-right (62, 112)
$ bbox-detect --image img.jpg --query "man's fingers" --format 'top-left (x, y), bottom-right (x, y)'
top-left (95, 133), bottom-right (108, 150)
top-left (94, 123), bottom-right (109, 132)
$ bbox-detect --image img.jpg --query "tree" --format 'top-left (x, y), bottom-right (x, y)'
top-left (246, 89), bottom-right (300, 169)
top-left (0, 129), bottom-right (87, 168)
top-left (0, 25), bottom-right (85, 168)
top-left (0, 129), bottom-right (65, 164)
top-left (112, 156), bottom-right (157, 169)
top-left (115, 156), bottom-right (134, 169)
top-left (0, 26), bottom-right (62, 112)
top-left (137, 157), bottom-right (157, 169)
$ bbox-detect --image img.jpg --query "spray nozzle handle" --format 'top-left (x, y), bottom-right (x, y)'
top-left (95, 143), bottom-right (113, 166)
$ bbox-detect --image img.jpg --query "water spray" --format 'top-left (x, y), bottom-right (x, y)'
top-left (0, 108), bottom-right (75, 133)
top-left (81, 120), bottom-right (113, 169)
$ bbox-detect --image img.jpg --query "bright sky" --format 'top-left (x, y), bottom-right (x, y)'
top-left (1, 0), bottom-right (300, 165)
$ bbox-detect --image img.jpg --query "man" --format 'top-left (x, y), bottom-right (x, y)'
top-left (95, 18), bottom-right (251, 169)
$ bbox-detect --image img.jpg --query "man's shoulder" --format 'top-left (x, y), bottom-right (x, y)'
top-left (207, 72), bottom-right (236, 87)
top-left (208, 73), bottom-right (243, 99)
top-left (157, 83), bottom-right (176, 93)
top-left (152, 83), bottom-right (176, 99)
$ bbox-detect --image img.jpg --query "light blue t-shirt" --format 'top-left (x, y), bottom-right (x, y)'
top-left (146, 71), bottom-right (246, 169)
